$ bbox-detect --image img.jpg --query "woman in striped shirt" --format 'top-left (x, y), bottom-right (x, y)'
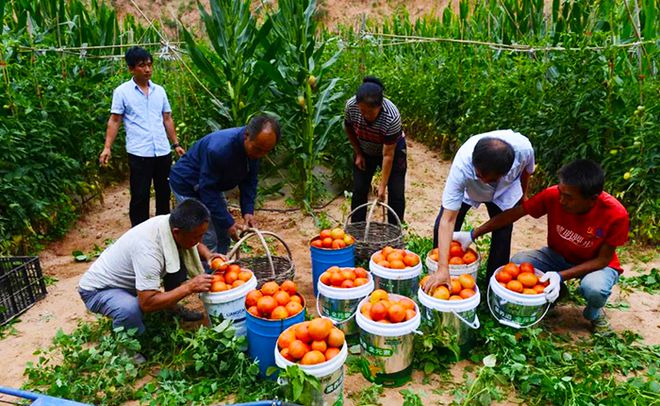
top-left (344, 76), bottom-right (407, 224)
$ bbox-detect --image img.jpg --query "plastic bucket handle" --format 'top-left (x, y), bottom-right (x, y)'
top-left (315, 291), bottom-right (359, 327)
top-left (486, 283), bottom-right (551, 329)
top-left (227, 228), bottom-right (293, 279)
top-left (451, 310), bottom-right (480, 329)
top-left (344, 200), bottom-right (403, 242)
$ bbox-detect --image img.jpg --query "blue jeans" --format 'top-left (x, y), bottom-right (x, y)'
top-left (511, 247), bottom-right (620, 320)
top-left (79, 288), bottom-right (145, 334)
top-left (170, 189), bottom-right (231, 254)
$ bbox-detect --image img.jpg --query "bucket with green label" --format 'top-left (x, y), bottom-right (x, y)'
top-left (317, 268), bottom-right (374, 338)
top-left (369, 251), bottom-right (422, 299)
top-left (487, 268), bottom-right (550, 329)
top-left (274, 337), bottom-right (348, 406)
top-left (355, 294), bottom-right (421, 386)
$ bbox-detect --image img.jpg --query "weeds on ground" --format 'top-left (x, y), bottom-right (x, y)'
top-left (349, 383), bottom-right (383, 405)
top-left (619, 268), bottom-right (660, 294)
top-left (0, 317), bottom-right (20, 340)
top-left (400, 388), bottom-right (425, 406)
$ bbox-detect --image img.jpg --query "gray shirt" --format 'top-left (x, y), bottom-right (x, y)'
top-left (79, 216), bottom-right (169, 292)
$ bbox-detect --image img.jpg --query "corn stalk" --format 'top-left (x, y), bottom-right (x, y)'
top-left (258, 0), bottom-right (344, 209)
top-left (181, 0), bottom-right (275, 126)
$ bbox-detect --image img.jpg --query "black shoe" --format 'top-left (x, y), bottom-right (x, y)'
top-left (170, 304), bottom-right (203, 322)
top-left (133, 352), bottom-right (147, 365)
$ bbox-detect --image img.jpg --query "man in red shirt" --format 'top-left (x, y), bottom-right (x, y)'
top-left (457, 159), bottom-right (629, 333)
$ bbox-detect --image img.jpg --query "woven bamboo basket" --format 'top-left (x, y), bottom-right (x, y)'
top-left (226, 228), bottom-right (295, 288)
top-left (344, 200), bottom-right (404, 262)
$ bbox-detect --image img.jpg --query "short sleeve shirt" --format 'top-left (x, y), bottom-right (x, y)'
top-left (442, 130), bottom-right (535, 211)
top-left (523, 186), bottom-right (630, 271)
top-left (344, 96), bottom-right (403, 157)
top-left (78, 216), bottom-right (168, 291)
top-left (111, 79), bottom-right (172, 158)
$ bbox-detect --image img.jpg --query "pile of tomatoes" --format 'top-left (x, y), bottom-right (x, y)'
top-left (310, 228), bottom-right (355, 250)
top-left (495, 262), bottom-right (549, 295)
top-left (319, 266), bottom-right (370, 289)
top-left (210, 259), bottom-right (253, 292)
top-left (245, 280), bottom-right (305, 320)
top-left (277, 318), bottom-right (345, 365)
top-left (428, 240), bottom-right (478, 265)
top-left (371, 247), bottom-right (420, 270)
top-left (360, 290), bottom-right (417, 323)
top-left (421, 274), bottom-right (477, 300)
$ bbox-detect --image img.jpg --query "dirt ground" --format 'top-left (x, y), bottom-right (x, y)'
top-left (111, 0), bottom-right (454, 37)
top-left (1, 136), bottom-right (658, 405)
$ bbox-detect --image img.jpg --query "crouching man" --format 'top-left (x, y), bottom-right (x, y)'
top-left (78, 198), bottom-right (218, 335)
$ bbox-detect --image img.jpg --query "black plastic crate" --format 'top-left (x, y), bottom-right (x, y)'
top-left (0, 257), bottom-right (48, 325)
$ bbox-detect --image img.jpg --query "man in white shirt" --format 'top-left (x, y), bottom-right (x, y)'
top-left (78, 199), bottom-right (218, 335)
top-left (99, 46), bottom-right (185, 227)
top-left (424, 130), bottom-right (535, 292)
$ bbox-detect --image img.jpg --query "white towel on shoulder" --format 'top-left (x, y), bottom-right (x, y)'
top-left (157, 215), bottom-right (205, 277)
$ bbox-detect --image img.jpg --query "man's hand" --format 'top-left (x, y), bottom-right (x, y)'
top-left (185, 274), bottom-right (214, 293)
top-left (423, 267), bottom-right (451, 293)
top-left (452, 231), bottom-right (473, 250)
top-left (206, 252), bottom-right (228, 268)
top-left (377, 184), bottom-right (386, 202)
top-left (174, 146), bottom-right (185, 157)
top-left (355, 153), bottom-right (366, 171)
top-left (228, 223), bottom-right (242, 241)
top-left (244, 213), bottom-right (257, 229)
top-left (99, 147), bottom-right (111, 166)
top-left (540, 271), bottom-right (562, 302)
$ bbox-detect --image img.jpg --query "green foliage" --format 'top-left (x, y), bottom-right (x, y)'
top-left (181, 0), bottom-right (274, 126)
top-left (619, 268), bottom-right (660, 293)
top-left (23, 315), bottom-right (277, 405)
top-left (266, 364), bottom-right (321, 406)
top-left (262, 0), bottom-right (346, 208)
top-left (0, 0), bottom-right (214, 254)
top-left (404, 233), bottom-right (434, 260)
top-left (349, 383), bottom-right (384, 406)
top-left (400, 389), bottom-right (425, 406)
top-left (333, 0), bottom-right (660, 243)
top-left (446, 318), bottom-right (660, 405)
top-left (23, 320), bottom-right (142, 405)
top-left (137, 317), bottom-right (272, 404)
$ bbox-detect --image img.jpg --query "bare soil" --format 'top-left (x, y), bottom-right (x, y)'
top-left (1, 137), bottom-right (658, 405)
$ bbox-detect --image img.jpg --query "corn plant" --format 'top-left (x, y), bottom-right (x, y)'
top-left (181, 0), bottom-right (275, 126)
top-left (259, 0), bottom-right (345, 209)
top-left (333, 0), bottom-right (659, 242)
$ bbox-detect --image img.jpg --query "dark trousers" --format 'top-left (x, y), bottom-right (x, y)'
top-left (128, 153), bottom-right (172, 227)
top-left (163, 263), bottom-right (188, 292)
top-left (351, 145), bottom-right (407, 224)
top-left (433, 202), bottom-right (513, 279)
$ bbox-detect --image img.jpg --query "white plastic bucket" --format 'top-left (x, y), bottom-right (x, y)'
top-left (417, 286), bottom-right (481, 329)
top-left (317, 270), bottom-right (375, 336)
top-left (355, 294), bottom-right (421, 386)
top-left (369, 251), bottom-right (423, 298)
top-left (425, 250), bottom-right (480, 283)
top-left (199, 274), bottom-right (258, 337)
top-left (487, 268), bottom-right (550, 329)
top-left (274, 341), bottom-right (348, 406)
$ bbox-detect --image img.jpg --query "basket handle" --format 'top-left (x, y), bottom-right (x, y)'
top-left (226, 228), bottom-right (293, 278)
top-left (344, 200), bottom-right (403, 242)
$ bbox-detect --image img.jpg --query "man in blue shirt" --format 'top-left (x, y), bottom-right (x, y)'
top-left (169, 115), bottom-right (280, 254)
top-left (99, 47), bottom-right (184, 227)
